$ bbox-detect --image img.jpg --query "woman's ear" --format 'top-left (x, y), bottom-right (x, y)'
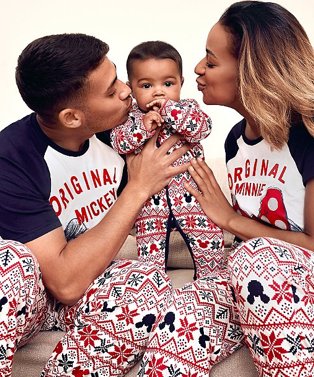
top-left (58, 108), bottom-right (83, 129)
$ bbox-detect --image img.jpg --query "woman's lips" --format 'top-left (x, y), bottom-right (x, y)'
top-left (196, 80), bottom-right (205, 91)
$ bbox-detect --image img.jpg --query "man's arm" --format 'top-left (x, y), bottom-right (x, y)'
top-left (26, 133), bottom-right (190, 306)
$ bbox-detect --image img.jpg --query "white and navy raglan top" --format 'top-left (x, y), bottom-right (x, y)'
top-left (225, 119), bottom-right (314, 233)
top-left (0, 113), bottom-right (126, 243)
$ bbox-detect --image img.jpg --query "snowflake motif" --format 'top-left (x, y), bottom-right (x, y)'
top-left (145, 355), bottom-right (168, 377)
top-left (154, 219), bottom-right (164, 231)
top-left (22, 258), bottom-right (35, 273)
top-left (167, 364), bottom-right (181, 377)
top-left (79, 325), bottom-right (100, 348)
top-left (116, 306), bottom-right (139, 325)
top-left (286, 334), bottom-right (304, 355)
top-left (273, 246), bottom-right (291, 259)
top-left (247, 334), bottom-right (264, 357)
top-left (57, 353), bottom-right (74, 372)
top-left (173, 195), bottom-right (183, 207)
top-left (94, 339), bottom-right (114, 354)
top-left (107, 343), bottom-right (134, 365)
top-left (269, 280), bottom-right (293, 304)
top-left (96, 271), bottom-right (113, 286)
top-left (199, 290), bottom-right (213, 302)
top-left (181, 368), bottom-right (198, 377)
top-left (140, 245), bottom-right (149, 257)
top-left (160, 239), bottom-right (166, 250)
top-left (210, 240), bottom-right (221, 250)
top-left (185, 215), bottom-right (196, 228)
top-left (305, 335), bottom-right (314, 353)
top-left (90, 300), bottom-right (103, 313)
top-left (227, 324), bottom-right (243, 340)
top-left (137, 221), bottom-right (147, 235)
top-left (0, 345), bottom-right (6, 361)
top-left (186, 120), bottom-right (197, 132)
top-left (177, 317), bottom-right (198, 342)
top-left (190, 110), bottom-right (202, 123)
top-left (128, 273), bottom-right (144, 287)
top-left (302, 275), bottom-right (314, 306)
top-left (260, 331), bottom-right (286, 362)
top-left (146, 220), bottom-right (155, 232)
top-left (233, 281), bottom-right (246, 307)
top-left (196, 217), bottom-right (207, 228)
top-left (137, 358), bottom-right (149, 377)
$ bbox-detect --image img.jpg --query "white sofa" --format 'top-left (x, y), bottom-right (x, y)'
top-left (12, 158), bottom-right (258, 377)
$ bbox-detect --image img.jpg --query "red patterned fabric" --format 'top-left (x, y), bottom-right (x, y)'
top-left (138, 238), bottom-right (314, 377)
top-left (111, 99), bottom-right (224, 278)
top-left (41, 260), bottom-right (173, 376)
top-left (0, 240), bottom-right (48, 377)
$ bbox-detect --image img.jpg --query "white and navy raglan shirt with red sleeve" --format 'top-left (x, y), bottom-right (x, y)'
top-left (0, 113), bottom-right (126, 243)
top-left (225, 119), bottom-right (314, 233)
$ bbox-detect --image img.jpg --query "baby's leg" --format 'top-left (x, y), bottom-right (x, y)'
top-left (170, 188), bottom-right (224, 279)
top-left (136, 188), bottom-right (171, 272)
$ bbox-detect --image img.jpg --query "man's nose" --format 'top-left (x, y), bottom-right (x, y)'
top-left (119, 82), bottom-right (132, 100)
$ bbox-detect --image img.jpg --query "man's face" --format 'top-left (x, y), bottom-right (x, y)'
top-left (81, 57), bottom-right (132, 134)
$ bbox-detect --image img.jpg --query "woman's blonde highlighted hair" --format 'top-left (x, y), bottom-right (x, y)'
top-left (219, 1), bottom-right (314, 149)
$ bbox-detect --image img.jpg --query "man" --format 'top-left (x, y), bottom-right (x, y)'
top-left (0, 33), bottom-right (189, 376)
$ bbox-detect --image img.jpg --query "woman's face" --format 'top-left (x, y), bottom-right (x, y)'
top-left (195, 22), bottom-right (240, 110)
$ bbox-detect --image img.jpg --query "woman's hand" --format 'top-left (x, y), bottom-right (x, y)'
top-left (185, 158), bottom-right (236, 229)
top-left (126, 130), bottom-right (190, 201)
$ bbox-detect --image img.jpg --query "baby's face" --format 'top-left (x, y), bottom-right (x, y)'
top-left (128, 58), bottom-right (183, 112)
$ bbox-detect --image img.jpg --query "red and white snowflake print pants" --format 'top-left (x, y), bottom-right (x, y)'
top-left (136, 184), bottom-right (224, 280)
top-left (41, 259), bottom-right (173, 376)
top-left (0, 239), bottom-right (173, 377)
top-left (138, 237), bottom-right (314, 377)
top-left (0, 239), bottom-right (48, 377)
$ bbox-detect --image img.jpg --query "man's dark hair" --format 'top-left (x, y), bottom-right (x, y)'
top-left (126, 40), bottom-right (183, 79)
top-left (16, 33), bottom-right (109, 118)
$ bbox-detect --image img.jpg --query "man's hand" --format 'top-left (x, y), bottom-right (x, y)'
top-left (127, 130), bottom-right (190, 199)
top-left (143, 111), bottom-right (164, 132)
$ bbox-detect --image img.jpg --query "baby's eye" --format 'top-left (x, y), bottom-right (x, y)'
top-left (142, 83), bottom-right (151, 89)
top-left (164, 81), bottom-right (173, 87)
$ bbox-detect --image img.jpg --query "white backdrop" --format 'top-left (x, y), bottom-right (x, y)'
top-left (0, 0), bottom-right (313, 160)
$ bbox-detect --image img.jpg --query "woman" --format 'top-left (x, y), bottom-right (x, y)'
top-left (137, 1), bottom-right (314, 376)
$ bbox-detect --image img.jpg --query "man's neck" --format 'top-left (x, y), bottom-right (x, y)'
top-left (36, 114), bottom-right (88, 152)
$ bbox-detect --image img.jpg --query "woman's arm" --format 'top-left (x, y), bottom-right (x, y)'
top-left (186, 158), bottom-right (314, 252)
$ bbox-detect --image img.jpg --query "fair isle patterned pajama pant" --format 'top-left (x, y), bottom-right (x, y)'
top-left (139, 237), bottom-right (314, 377)
top-left (136, 182), bottom-right (224, 280)
top-left (0, 239), bottom-right (173, 376)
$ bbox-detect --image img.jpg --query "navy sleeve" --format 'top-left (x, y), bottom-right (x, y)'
top-left (288, 123), bottom-right (314, 186)
top-left (0, 155), bottom-right (61, 243)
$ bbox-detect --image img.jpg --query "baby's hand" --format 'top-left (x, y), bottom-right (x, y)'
top-left (146, 98), bottom-right (167, 112)
top-left (143, 111), bottom-right (164, 132)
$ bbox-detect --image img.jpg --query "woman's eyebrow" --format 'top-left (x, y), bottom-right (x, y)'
top-left (206, 48), bottom-right (217, 58)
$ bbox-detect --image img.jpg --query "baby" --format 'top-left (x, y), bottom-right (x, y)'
top-left (111, 41), bottom-right (223, 279)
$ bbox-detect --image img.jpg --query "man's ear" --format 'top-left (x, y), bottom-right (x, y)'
top-left (58, 108), bottom-right (83, 129)
top-left (181, 76), bottom-right (185, 86)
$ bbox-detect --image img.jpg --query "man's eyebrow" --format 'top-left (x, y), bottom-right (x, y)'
top-left (105, 74), bottom-right (117, 94)
top-left (206, 48), bottom-right (217, 58)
